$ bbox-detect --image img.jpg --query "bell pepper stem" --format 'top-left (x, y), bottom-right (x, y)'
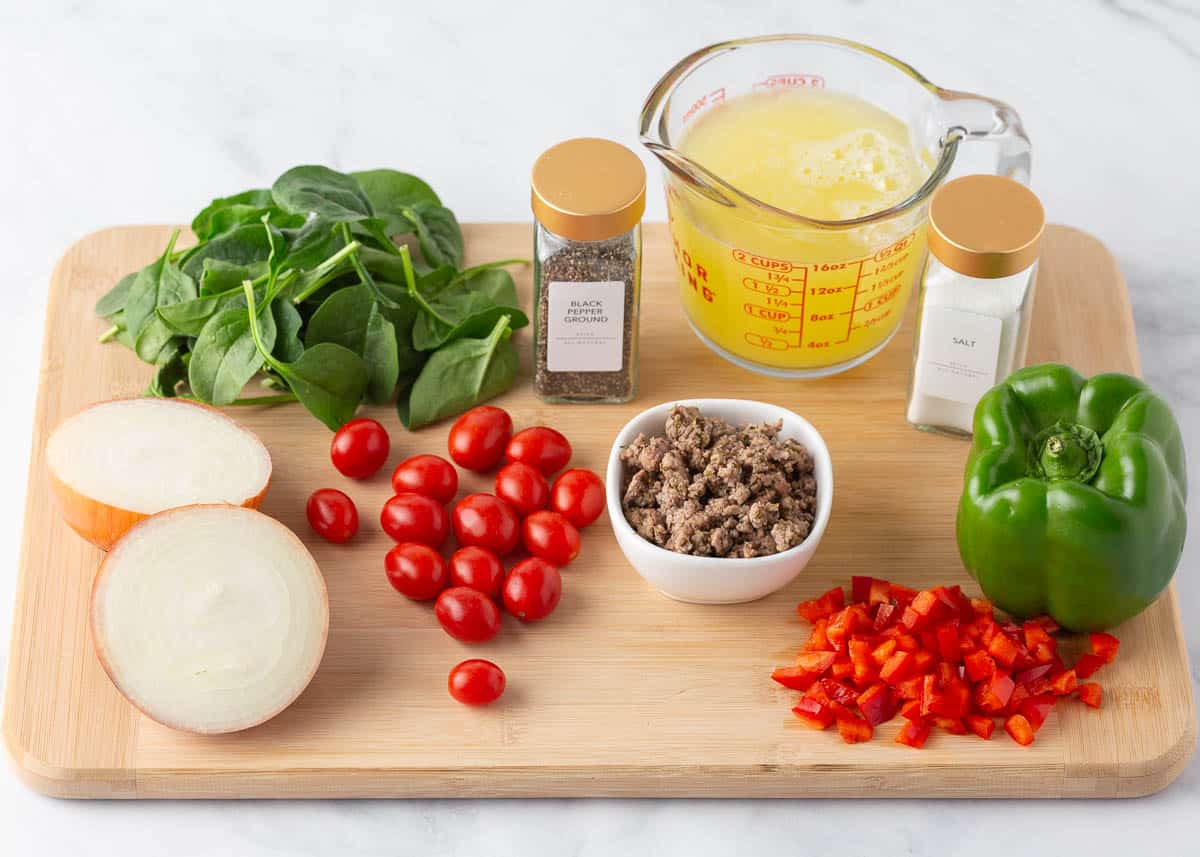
top-left (1027, 421), bottom-right (1103, 482)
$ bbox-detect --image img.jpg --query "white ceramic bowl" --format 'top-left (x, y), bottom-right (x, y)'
top-left (606, 399), bottom-right (834, 604)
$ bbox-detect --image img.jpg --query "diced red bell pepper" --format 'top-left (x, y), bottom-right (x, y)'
top-left (851, 576), bottom-right (874, 604)
top-left (976, 671), bottom-right (1015, 713)
top-left (899, 698), bottom-right (923, 721)
top-left (919, 674), bottom-right (938, 717)
top-left (831, 660), bottom-right (855, 680)
top-left (871, 638), bottom-right (898, 666)
top-left (880, 650), bottom-right (917, 686)
top-left (936, 623), bottom-right (961, 664)
top-left (849, 638), bottom-right (877, 687)
top-left (964, 650), bottom-right (996, 682)
top-left (794, 651), bottom-right (837, 673)
top-left (889, 583), bottom-right (918, 605)
top-left (1089, 632), bottom-right (1120, 664)
top-left (987, 632), bottom-right (1021, 668)
top-left (804, 682), bottom-right (832, 704)
top-left (900, 605), bottom-right (923, 631)
top-left (1004, 683), bottom-right (1030, 718)
top-left (964, 713), bottom-right (995, 740)
top-left (895, 676), bottom-right (924, 701)
top-left (873, 601), bottom-right (897, 631)
top-left (1026, 677), bottom-right (1053, 696)
top-left (1030, 641), bottom-right (1058, 665)
top-left (791, 697), bottom-right (834, 730)
top-left (804, 618), bottom-right (832, 651)
top-left (1004, 714), bottom-right (1036, 746)
top-left (857, 682), bottom-right (895, 727)
top-left (1019, 694), bottom-right (1056, 731)
top-left (1023, 621), bottom-right (1053, 650)
top-left (1078, 683), bottom-right (1103, 708)
top-left (1050, 669), bottom-right (1078, 696)
top-left (820, 678), bottom-right (858, 706)
top-left (931, 585), bottom-right (969, 620)
top-left (825, 609), bottom-right (850, 651)
top-left (919, 630), bottom-right (940, 656)
top-left (910, 590), bottom-right (943, 623)
top-left (976, 616), bottom-right (1001, 646)
top-left (896, 633), bottom-right (920, 653)
top-left (1016, 663), bottom-right (1053, 687)
top-left (1074, 653), bottom-right (1104, 679)
top-left (771, 666), bottom-right (821, 691)
top-left (845, 604), bottom-right (873, 635)
top-left (928, 679), bottom-right (970, 719)
top-left (969, 598), bottom-right (994, 618)
top-left (895, 718), bottom-right (932, 748)
top-left (797, 586), bottom-right (845, 623)
top-left (912, 650), bottom-right (935, 674)
top-left (1026, 614), bottom-right (1059, 633)
top-left (933, 716), bottom-right (967, 735)
top-left (835, 711), bottom-right (873, 744)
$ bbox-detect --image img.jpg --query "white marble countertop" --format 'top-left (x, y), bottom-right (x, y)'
top-left (1, 0), bottom-right (1197, 853)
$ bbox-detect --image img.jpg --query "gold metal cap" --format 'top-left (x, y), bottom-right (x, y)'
top-left (531, 138), bottom-right (646, 241)
top-left (927, 175), bottom-right (1045, 278)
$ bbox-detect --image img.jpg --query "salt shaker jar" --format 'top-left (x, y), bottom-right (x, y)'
top-left (906, 175), bottom-right (1045, 436)
top-left (531, 138), bottom-right (645, 403)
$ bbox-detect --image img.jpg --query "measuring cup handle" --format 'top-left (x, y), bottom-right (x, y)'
top-left (938, 90), bottom-right (1032, 183)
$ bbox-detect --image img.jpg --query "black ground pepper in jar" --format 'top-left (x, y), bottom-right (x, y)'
top-left (531, 138), bottom-right (645, 403)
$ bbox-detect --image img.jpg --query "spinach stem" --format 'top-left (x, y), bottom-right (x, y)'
top-left (242, 280), bottom-right (287, 377)
top-left (226, 393), bottom-right (298, 406)
top-left (400, 244), bottom-right (454, 324)
top-left (98, 324), bottom-right (120, 344)
top-left (289, 240), bottom-right (362, 304)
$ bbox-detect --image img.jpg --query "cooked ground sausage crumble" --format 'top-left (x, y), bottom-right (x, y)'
top-left (620, 405), bottom-right (817, 558)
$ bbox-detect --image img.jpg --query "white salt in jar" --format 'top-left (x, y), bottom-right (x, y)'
top-left (906, 175), bottom-right (1045, 436)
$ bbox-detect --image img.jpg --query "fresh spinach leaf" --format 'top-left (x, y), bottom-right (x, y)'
top-left (199, 258), bottom-right (265, 296)
top-left (180, 223), bottom-right (275, 280)
top-left (191, 189), bottom-right (296, 242)
top-left (399, 314), bottom-right (517, 429)
top-left (243, 281), bottom-right (368, 430)
top-left (305, 285), bottom-right (399, 405)
top-left (95, 271), bottom-right (137, 318)
top-left (158, 291), bottom-right (236, 337)
top-left (411, 267), bottom-right (528, 351)
top-left (146, 346), bottom-right (187, 397)
top-left (403, 201), bottom-right (463, 268)
top-left (351, 169), bottom-right (440, 237)
top-left (188, 303), bottom-right (277, 406)
top-left (272, 299), bottom-right (305, 363)
top-left (272, 166), bottom-right (375, 223)
top-left (124, 231), bottom-right (199, 363)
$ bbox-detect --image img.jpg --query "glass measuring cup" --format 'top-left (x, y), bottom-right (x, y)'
top-left (639, 35), bottom-right (1031, 377)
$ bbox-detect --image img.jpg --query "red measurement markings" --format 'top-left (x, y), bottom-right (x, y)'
top-left (835, 261), bottom-right (867, 343)
top-left (743, 302), bottom-right (793, 322)
top-left (681, 87), bottom-right (727, 125)
top-left (745, 332), bottom-right (790, 351)
top-left (752, 73), bottom-right (825, 92)
top-left (732, 248), bottom-right (793, 274)
top-left (742, 276), bottom-right (795, 298)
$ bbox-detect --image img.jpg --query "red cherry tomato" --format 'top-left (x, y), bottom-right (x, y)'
top-left (505, 426), bottom-right (572, 475)
top-left (305, 488), bottom-right (359, 543)
top-left (380, 493), bottom-right (449, 547)
top-left (521, 510), bottom-right (581, 566)
top-left (384, 542), bottom-right (448, 601)
top-left (550, 468), bottom-right (606, 528)
top-left (448, 659), bottom-right (506, 706)
top-left (502, 558), bottom-right (562, 622)
top-left (435, 587), bottom-right (502, 643)
top-left (493, 461), bottom-right (550, 517)
top-left (391, 454), bottom-right (458, 504)
top-left (448, 406), bottom-right (512, 472)
top-left (448, 546), bottom-right (506, 598)
top-left (451, 493), bottom-right (520, 555)
top-left (330, 418), bottom-right (390, 479)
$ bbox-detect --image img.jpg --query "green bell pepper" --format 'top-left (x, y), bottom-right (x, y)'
top-left (957, 363), bottom-right (1187, 631)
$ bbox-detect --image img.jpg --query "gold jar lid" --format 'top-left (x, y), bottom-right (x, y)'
top-left (927, 175), bottom-right (1045, 278)
top-left (531, 138), bottom-right (646, 241)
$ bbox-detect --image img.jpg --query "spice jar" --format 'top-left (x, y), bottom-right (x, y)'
top-left (531, 138), bottom-right (645, 403)
top-left (906, 174), bottom-right (1045, 436)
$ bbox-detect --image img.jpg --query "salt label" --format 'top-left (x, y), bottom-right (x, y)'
top-left (913, 306), bottom-right (1003, 405)
top-left (546, 281), bottom-right (626, 372)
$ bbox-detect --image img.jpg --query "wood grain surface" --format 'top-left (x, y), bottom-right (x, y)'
top-left (3, 223), bottom-right (1194, 798)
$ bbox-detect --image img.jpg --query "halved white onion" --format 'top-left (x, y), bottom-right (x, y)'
top-left (45, 398), bottom-right (272, 549)
top-left (90, 505), bottom-right (329, 734)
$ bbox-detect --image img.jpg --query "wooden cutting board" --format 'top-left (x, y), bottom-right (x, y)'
top-left (3, 224), bottom-right (1194, 798)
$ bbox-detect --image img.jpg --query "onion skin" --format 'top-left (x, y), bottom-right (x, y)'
top-left (88, 504), bottom-right (329, 735)
top-left (46, 398), bottom-right (272, 550)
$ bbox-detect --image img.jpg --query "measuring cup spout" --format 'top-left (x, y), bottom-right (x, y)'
top-left (642, 142), bottom-right (737, 208)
